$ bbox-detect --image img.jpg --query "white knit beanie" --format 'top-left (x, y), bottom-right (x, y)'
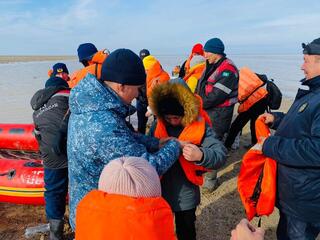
top-left (98, 157), bottom-right (161, 198)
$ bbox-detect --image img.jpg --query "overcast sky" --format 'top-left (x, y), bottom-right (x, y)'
top-left (1, 0), bottom-right (319, 55)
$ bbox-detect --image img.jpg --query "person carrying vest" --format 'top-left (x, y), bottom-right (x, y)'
top-left (76, 156), bottom-right (176, 240)
top-left (30, 63), bottom-right (70, 240)
top-left (68, 43), bottom-right (109, 88)
top-left (179, 43), bottom-right (204, 78)
top-left (195, 37), bottom-right (239, 192)
top-left (225, 67), bottom-right (269, 149)
top-left (148, 78), bottom-right (227, 240)
top-left (260, 38), bottom-right (320, 240)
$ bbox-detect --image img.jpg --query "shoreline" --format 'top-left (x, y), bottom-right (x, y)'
top-left (0, 56), bottom-right (77, 64)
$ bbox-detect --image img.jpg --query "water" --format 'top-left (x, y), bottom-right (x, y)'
top-left (0, 55), bottom-right (304, 123)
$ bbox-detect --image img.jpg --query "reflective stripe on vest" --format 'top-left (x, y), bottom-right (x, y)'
top-left (51, 89), bottom-right (70, 98)
top-left (205, 58), bottom-right (238, 107)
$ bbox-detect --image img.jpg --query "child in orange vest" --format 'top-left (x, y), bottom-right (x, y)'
top-left (75, 156), bottom-right (176, 240)
top-left (148, 78), bottom-right (227, 240)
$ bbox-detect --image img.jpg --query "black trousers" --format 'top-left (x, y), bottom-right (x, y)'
top-left (175, 208), bottom-right (196, 240)
top-left (225, 98), bottom-right (268, 148)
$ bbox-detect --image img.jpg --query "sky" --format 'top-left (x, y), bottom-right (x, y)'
top-left (0, 0), bottom-right (319, 55)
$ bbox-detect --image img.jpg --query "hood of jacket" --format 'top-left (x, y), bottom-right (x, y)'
top-left (30, 85), bottom-right (68, 110)
top-left (149, 82), bottom-right (200, 126)
top-left (69, 73), bottom-right (136, 118)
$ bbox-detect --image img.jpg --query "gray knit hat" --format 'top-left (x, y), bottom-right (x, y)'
top-left (189, 55), bottom-right (206, 69)
top-left (98, 157), bottom-right (161, 198)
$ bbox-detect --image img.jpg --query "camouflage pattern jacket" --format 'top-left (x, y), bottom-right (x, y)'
top-left (67, 74), bottom-right (180, 229)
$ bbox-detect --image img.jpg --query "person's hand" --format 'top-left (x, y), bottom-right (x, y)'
top-left (259, 113), bottom-right (274, 125)
top-left (178, 140), bottom-right (190, 149)
top-left (230, 219), bottom-right (265, 240)
top-left (145, 110), bottom-right (152, 117)
top-left (182, 144), bottom-right (203, 162)
top-left (250, 137), bottom-right (267, 151)
top-left (159, 137), bottom-right (175, 148)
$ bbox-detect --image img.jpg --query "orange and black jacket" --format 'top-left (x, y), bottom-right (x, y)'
top-left (68, 50), bottom-right (108, 88)
top-left (148, 82), bottom-right (227, 212)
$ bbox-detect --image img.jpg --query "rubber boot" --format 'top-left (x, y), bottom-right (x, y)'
top-left (202, 170), bottom-right (219, 193)
top-left (49, 219), bottom-right (64, 240)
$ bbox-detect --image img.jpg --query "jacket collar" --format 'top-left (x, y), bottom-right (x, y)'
top-left (296, 75), bottom-right (320, 99)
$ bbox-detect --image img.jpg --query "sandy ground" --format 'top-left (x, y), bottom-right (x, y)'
top-left (0, 56), bottom-right (76, 64)
top-left (0, 99), bottom-right (295, 240)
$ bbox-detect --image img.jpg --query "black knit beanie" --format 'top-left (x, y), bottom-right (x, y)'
top-left (101, 48), bottom-right (146, 86)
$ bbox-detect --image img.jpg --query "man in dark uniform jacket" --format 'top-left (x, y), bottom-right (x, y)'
top-left (31, 63), bottom-right (70, 240)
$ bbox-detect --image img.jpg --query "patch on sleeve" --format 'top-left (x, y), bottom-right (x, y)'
top-left (222, 71), bottom-right (230, 77)
top-left (298, 102), bottom-right (308, 113)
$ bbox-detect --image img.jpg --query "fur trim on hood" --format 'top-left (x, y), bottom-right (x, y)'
top-left (149, 82), bottom-right (200, 126)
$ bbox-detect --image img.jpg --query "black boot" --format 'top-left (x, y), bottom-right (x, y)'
top-left (49, 219), bottom-right (64, 240)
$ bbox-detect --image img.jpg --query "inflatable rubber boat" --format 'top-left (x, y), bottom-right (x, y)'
top-left (0, 124), bottom-right (44, 205)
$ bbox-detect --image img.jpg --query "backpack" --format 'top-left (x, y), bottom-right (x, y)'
top-left (256, 74), bottom-right (282, 110)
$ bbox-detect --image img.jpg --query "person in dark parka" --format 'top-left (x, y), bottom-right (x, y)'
top-left (261, 38), bottom-right (320, 240)
top-left (31, 63), bottom-right (70, 240)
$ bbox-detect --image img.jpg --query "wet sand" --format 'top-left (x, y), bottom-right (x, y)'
top-left (0, 56), bottom-right (76, 64)
top-left (0, 99), bottom-right (294, 240)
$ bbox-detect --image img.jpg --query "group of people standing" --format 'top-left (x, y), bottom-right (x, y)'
top-left (30, 36), bottom-right (320, 240)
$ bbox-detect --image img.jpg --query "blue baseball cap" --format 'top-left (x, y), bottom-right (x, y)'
top-left (52, 62), bottom-right (69, 75)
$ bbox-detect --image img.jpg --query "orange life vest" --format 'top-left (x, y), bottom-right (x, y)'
top-left (76, 190), bottom-right (176, 240)
top-left (238, 67), bottom-right (268, 113)
top-left (237, 117), bottom-right (277, 221)
top-left (183, 62), bottom-right (206, 93)
top-left (154, 100), bottom-right (211, 186)
top-left (68, 50), bottom-right (108, 88)
top-left (146, 61), bottom-right (170, 98)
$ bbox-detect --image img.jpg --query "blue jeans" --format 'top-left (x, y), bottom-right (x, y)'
top-left (44, 168), bottom-right (68, 220)
top-left (277, 211), bottom-right (320, 240)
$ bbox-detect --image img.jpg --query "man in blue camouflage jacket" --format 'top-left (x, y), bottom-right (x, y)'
top-left (67, 49), bottom-right (181, 230)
